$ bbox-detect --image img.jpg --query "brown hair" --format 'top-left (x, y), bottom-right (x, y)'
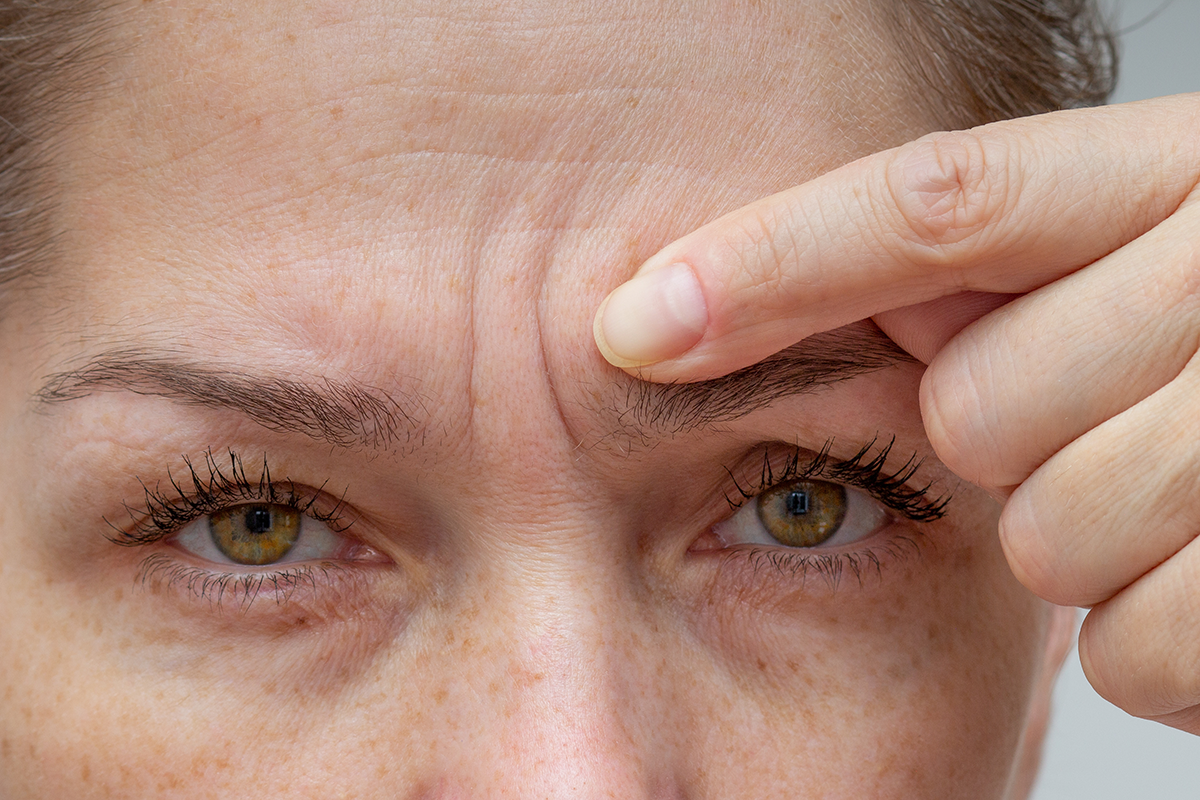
top-left (889, 0), bottom-right (1117, 128)
top-left (0, 1), bottom-right (117, 292)
top-left (0, 0), bottom-right (1117, 291)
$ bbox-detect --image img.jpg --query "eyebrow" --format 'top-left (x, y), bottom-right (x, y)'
top-left (616, 324), bottom-right (915, 436)
top-left (34, 348), bottom-right (416, 450)
top-left (33, 325), bottom-right (913, 449)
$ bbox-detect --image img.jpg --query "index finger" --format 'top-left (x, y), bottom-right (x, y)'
top-left (592, 95), bottom-right (1200, 381)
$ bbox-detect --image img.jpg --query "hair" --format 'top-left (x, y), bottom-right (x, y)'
top-left (888, 0), bottom-right (1117, 128)
top-left (0, 0), bottom-right (1117, 292)
top-left (0, 0), bottom-right (118, 293)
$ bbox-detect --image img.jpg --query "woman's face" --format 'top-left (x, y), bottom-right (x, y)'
top-left (0, 1), bottom-right (1067, 797)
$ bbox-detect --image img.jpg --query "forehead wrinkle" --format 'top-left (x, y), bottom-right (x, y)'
top-left (613, 325), bottom-right (916, 440)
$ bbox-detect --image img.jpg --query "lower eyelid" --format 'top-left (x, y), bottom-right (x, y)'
top-left (132, 552), bottom-right (393, 626)
top-left (700, 528), bottom-right (927, 602)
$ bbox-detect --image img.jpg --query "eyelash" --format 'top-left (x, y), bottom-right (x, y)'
top-left (105, 449), bottom-right (356, 608)
top-left (106, 448), bottom-right (351, 548)
top-left (107, 440), bottom-right (946, 605)
top-left (716, 436), bottom-right (951, 589)
top-left (725, 436), bottom-right (950, 522)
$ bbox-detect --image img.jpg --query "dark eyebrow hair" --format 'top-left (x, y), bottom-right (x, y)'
top-left (34, 325), bottom-right (911, 451)
top-left (34, 348), bottom-right (416, 450)
top-left (616, 324), bottom-right (916, 437)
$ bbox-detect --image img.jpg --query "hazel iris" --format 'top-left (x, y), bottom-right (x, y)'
top-left (210, 503), bottom-right (301, 565)
top-left (756, 479), bottom-right (847, 547)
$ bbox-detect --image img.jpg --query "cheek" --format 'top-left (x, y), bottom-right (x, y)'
top-left (0, 448), bottom-right (1045, 800)
top-left (678, 524), bottom-right (1049, 796)
top-left (0, 562), bottom-right (404, 798)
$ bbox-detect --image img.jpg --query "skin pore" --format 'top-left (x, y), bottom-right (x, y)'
top-left (0, 0), bottom-right (1068, 797)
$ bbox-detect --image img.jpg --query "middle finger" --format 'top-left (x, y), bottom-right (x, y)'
top-left (999, 353), bottom-right (1200, 607)
top-left (920, 197), bottom-right (1200, 490)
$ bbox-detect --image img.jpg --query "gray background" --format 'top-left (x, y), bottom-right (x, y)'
top-left (1029, 1), bottom-right (1200, 797)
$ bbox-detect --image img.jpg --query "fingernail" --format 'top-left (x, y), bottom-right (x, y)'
top-left (594, 262), bottom-right (708, 368)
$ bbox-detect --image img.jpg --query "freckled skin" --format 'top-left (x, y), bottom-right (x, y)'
top-left (0, 0), bottom-right (1073, 797)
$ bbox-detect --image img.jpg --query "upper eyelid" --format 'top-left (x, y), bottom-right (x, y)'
top-left (105, 449), bottom-right (353, 547)
top-left (724, 437), bottom-right (952, 522)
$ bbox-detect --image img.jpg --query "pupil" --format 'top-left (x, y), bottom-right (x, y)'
top-left (244, 506), bottom-right (274, 535)
top-left (785, 490), bottom-right (809, 516)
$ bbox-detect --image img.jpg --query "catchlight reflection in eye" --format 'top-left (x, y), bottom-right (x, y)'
top-left (211, 504), bottom-right (301, 565)
top-left (715, 479), bottom-right (889, 549)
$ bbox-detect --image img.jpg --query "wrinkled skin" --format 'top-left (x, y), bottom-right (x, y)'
top-left (0, 1), bottom-right (1069, 797)
top-left (592, 83), bottom-right (1200, 732)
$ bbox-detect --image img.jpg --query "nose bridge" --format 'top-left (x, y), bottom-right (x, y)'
top-left (431, 523), bottom-right (684, 799)
top-left (498, 611), bottom-right (647, 794)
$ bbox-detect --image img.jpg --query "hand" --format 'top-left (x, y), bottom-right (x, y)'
top-left (593, 94), bottom-right (1200, 733)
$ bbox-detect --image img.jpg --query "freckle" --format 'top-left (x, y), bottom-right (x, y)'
top-left (626, 96), bottom-right (639, 108)
top-left (785, 659), bottom-right (798, 673)
top-left (433, 689), bottom-right (448, 704)
top-left (756, 658), bottom-right (767, 672)
top-left (81, 762), bottom-right (90, 781)
top-left (830, 10), bottom-right (843, 22)
top-left (330, 105), bottom-right (344, 119)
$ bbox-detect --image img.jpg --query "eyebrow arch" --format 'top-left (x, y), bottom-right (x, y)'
top-left (34, 348), bottom-right (415, 450)
top-left (618, 324), bottom-right (916, 436)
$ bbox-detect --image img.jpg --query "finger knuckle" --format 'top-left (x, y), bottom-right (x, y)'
top-left (1081, 559), bottom-right (1200, 718)
top-left (919, 345), bottom-right (1003, 485)
top-left (1158, 213), bottom-right (1200, 312)
top-left (997, 478), bottom-right (1096, 606)
top-left (1076, 609), bottom-right (1134, 710)
top-left (885, 130), bottom-right (1017, 276)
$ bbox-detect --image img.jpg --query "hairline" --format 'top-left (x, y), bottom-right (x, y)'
top-left (0, 1), bottom-right (1116, 305)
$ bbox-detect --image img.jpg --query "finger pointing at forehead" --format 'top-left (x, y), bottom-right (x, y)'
top-left (593, 96), bottom-right (1200, 381)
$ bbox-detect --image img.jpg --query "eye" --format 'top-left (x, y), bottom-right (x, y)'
top-left (714, 478), bottom-right (891, 550)
top-left (174, 502), bottom-right (353, 567)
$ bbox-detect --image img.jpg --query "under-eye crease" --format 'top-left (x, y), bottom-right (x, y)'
top-left (133, 552), bottom-right (354, 609)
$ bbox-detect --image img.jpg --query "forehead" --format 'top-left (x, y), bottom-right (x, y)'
top-left (39, 0), bottom-right (927, 444)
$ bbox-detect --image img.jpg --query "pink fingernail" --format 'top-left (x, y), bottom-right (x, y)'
top-left (594, 262), bottom-right (708, 368)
